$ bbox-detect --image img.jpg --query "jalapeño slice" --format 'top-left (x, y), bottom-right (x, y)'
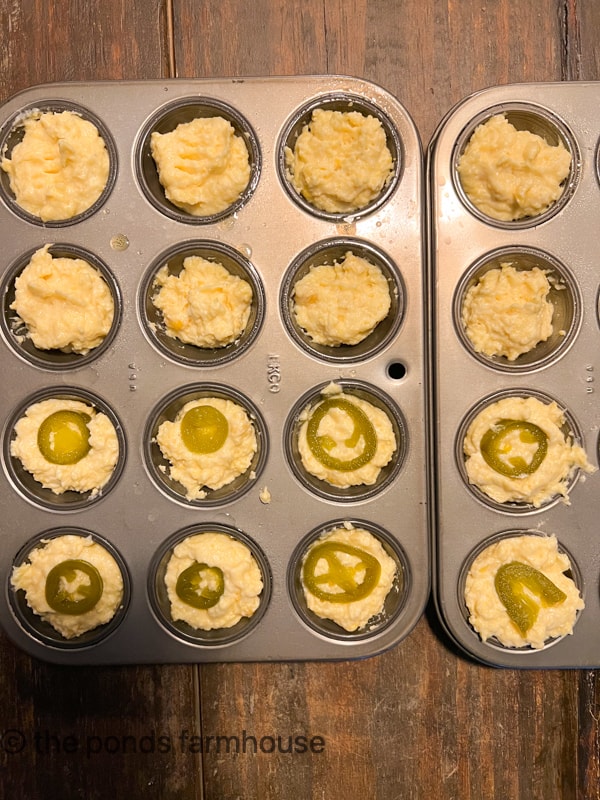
top-left (45, 559), bottom-right (103, 615)
top-left (495, 560), bottom-right (567, 635)
top-left (176, 561), bottom-right (225, 609)
top-left (180, 405), bottom-right (229, 454)
top-left (480, 418), bottom-right (548, 478)
top-left (37, 410), bottom-right (92, 465)
top-left (303, 541), bottom-right (381, 603)
top-left (306, 397), bottom-right (377, 472)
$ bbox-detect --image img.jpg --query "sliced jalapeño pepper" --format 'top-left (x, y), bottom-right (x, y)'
top-left (176, 562), bottom-right (225, 609)
top-left (45, 559), bottom-right (103, 615)
top-left (180, 405), bottom-right (229, 454)
top-left (37, 410), bottom-right (92, 465)
top-left (306, 397), bottom-right (377, 472)
top-left (495, 560), bottom-right (567, 635)
top-left (480, 418), bottom-right (548, 478)
top-left (302, 541), bottom-right (381, 603)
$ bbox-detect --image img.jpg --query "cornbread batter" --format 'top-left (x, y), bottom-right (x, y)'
top-left (464, 534), bottom-right (583, 649)
top-left (150, 116), bottom-right (251, 216)
top-left (152, 256), bottom-right (252, 347)
top-left (462, 263), bottom-right (554, 360)
top-left (292, 251), bottom-right (391, 346)
top-left (11, 398), bottom-right (119, 496)
top-left (11, 534), bottom-right (124, 639)
top-left (285, 108), bottom-right (394, 214)
top-left (457, 114), bottom-right (571, 221)
top-left (11, 245), bottom-right (114, 355)
top-left (164, 531), bottom-right (263, 630)
top-left (301, 524), bottom-right (397, 631)
top-left (1, 109), bottom-right (110, 221)
top-left (156, 397), bottom-right (257, 500)
top-left (297, 384), bottom-right (396, 488)
top-left (463, 396), bottom-right (595, 506)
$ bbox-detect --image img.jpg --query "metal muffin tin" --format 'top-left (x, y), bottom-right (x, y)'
top-left (429, 82), bottom-right (600, 668)
top-left (0, 77), bottom-right (428, 664)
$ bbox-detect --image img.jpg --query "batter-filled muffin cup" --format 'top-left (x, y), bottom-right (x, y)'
top-left (278, 93), bottom-right (402, 220)
top-left (5, 388), bottom-right (126, 511)
top-left (1, 243), bottom-right (121, 370)
top-left (280, 237), bottom-right (403, 363)
top-left (453, 247), bottom-right (580, 372)
top-left (9, 529), bottom-right (130, 649)
top-left (0, 100), bottom-right (117, 226)
top-left (453, 104), bottom-right (578, 228)
top-left (140, 240), bottom-right (265, 366)
top-left (136, 97), bottom-right (261, 224)
top-left (459, 531), bottom-right (584, 651)
top-left (457, 390), bottom-right (596, 512)
top-left (144, 384), bottom-right (268, 506)
top-left (288, 520), bottom-right (408, 641)
top-left (285, 380), bottom-right (406, 502)
top-left (149, 524), bottom-right (271, 646)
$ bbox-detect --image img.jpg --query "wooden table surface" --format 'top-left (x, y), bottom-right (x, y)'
top-left (1, 1), bottom-right (599, 798)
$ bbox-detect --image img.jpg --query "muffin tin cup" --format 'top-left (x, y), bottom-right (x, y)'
top-left (430, 82), bottom-right (600, 668)
top-left (7, 527), bottom-right (131, 650)
top-left (277, 92), bottom-right (403, 221)
top-left (148, 523), bottom-right (272, 648)
top-left (0, 99), bottom-right (118, 227)
top-left (287, 519), bottom-right (410, 643)
top-left (0, 243), bottom-right (122, 370)
top-left (3, 386), bottom-right (127, 512)
top-left (139, 239), bottom-right (265, 367)
top-left (0, 77), bottom-right (428, 664)
top-left (280, 236), bottom-right (404, 363)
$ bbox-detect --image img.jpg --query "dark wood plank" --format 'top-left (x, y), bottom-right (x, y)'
top-left (0, 2), bottom-right (203, 799)
top-left (169, 1), bottom-right (597, 798)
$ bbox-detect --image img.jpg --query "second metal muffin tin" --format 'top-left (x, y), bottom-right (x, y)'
top-left (429, 83), bottom-right (600, 668)
top-left (0, 77), bottom-right (429, 664)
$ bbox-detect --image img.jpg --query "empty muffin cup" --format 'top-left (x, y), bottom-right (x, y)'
top-left (278, 92), bottom-right (402, 220)
top-left (287, 519), bottom-right (409, 642)
top-left (144, 383), bottom-right (268, 506)
top-left (453, 246), bottom-right (580, 371)
top-left (458, 530), bottom-right (584, 652)
top-left (4, 387), bottom-right (126, 511)
top-left (139, 240), bottom-right (265, 366)
top-left (8, 528), bottom-right (130, 649)
top-left (456, 389), bottom-right (595, 512)
top-left (453, 103), bottom-right (578, 228)
top-left (0, 100), bottom-right (117, 226)
top-left (148, 523), bottom-right (271, 647)
top-left (136, 97), bottom-right (261, 224)
top-left (0, 243), bottom-right (122, 370)
top-left (280, 237), bottom-right (403, 363)
top-left (285, 380), bottom-right (407, 502)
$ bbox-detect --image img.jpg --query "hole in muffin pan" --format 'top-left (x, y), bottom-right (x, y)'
top-left (277, 92), bottom-right (403, 221)
top-left (287, 519), bottom-right (410, 643)
top-left (135, 96), bottom-right (261, 224)
top-left (453, 246), bottom-right (581, 372)
top-left (0, 244), bottom-right (122, 370)
top-left (8, 527), bottom-right (131, 650)
top-left (284, 379), bottom-right (408, 503)
top-left (279, 237), bottom-right (404, 363)
top-left (148, 523), bottom-right (271, 647)
top-left (451, 102), bottom-right (580, 229)
top-left (0, 100), bottom-right (118, 227)
top-left (143, 383), bottom-right (268, 507)
top-left (457, 529), bottom-right (584, 653)
top-left (454, 388), bottom-right (589, 514)
top-left (139, 240), bottom-right (265, 366)
top-left (3, 387), bottom-right (126, 511)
